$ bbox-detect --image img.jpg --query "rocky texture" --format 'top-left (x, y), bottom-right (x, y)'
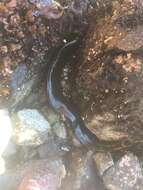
top-left (41, 107), bottom-right (59, 125)
top-left (94, 152), bottom-right (114, 176)
top-left (0, 171), bottom-right (22, 190)
top-left (102, 152), bottom-right (143, 190)
top-left (66, 0), bottom-right (143, 148)
top-left (0, 0), bottom-right (104, 108)
top-left (53, 122), bottom-right (67, 139)
top-left (0, 158), bottom-right (65, 190)
top-left (17, 159), bottom-right (66, 190)
top-left (61, 150), bottom-right (107, 190)
top-left (0, 109), bottom-right (12, 174)
top-left (12, 109), bottom-right (51, 146)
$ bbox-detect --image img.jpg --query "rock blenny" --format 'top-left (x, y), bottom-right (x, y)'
top-left (47, 40), bottom-right (96, 145)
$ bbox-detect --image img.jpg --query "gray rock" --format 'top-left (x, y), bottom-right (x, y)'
top-left (41, 107), bottom-right (59, 125)
top-left (0, 159), bottom-right (65, 190)
top-left (103, 152), bottom-right (143, 190)
top-left (12, 109), bottom-right (51, 146)
top-left (0, 110), bottom-right (12, 156)
top-left (61, 150), bottom-right (106, 190)
top-left (9, 63), bottom-right (46, 110)
top-left (0, 110), bottom-right (13, 174)
top-left (0, 172), bottom-right (21, 190)
top-left (2, 140), bottom-right (17, 158)
top-left (53, 122), bottom-right (67, 139)
top-left (37, 136), bottom-right (64, 159)
top-left (10, 64), bottom-right (28, 91)
top-left (94, 152), bottom-right (114, 176)
top-left (17, 159), bottom-right (66, 190)
top-left (9, 76), bottom-right (37, 110)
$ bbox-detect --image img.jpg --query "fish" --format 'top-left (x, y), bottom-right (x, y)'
top-left (47, 40), bottom-right (96, 145)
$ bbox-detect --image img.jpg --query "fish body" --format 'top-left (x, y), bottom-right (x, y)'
top-left (47, 40), bottom-right (96, 145)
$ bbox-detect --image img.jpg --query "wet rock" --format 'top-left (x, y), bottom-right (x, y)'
top-left (0, 171), bottom-right (21, 190)
top-left (102, 152), bottom-right (143, 190)
top-left (17, 159), bottom-right (66, 190)
top-left (10, 64), bottom-right (28, 91)
top-left (31, 0), bottom-right (64, 20)
top-left (12, 109), bottom-right (51, 146)
top-left (62, 150), bottom-right (106, 190)
top-left (37, 135), bottom-right (67, 159)
top-left (41, 107), bottom-right (59, 126)
top-left (2, 140), bottom-right (17, 158)
top-left (0, 109), bottom-right (12, 174)
top-left (116, 26), bottom-right (143, 51)
top-left (93, 152), bottom-right (114, 176)
top-left (0, 158), bottom-right (65, 190)
top-left (53, 122), bottom-right (67, 139)
top-left (9, 75), bottom-right (38, 110)
top-left (8, 60), bottom-right (47, 110)
top-left (0, 110), bottom-right (12, 155)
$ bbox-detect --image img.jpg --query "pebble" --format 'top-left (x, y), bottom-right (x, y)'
top-left (17, 159), bottom-right (66, 190)
top-left (53, 122), bottom-right (67, 139)
top-left (103, 152), bottom-right (143, 190)
top-left (12, 109), bottom-right (51, 146)
top-left (10, 64), bottom-right (28, 91)
top-left (93, 152), bottom-right (114, 176)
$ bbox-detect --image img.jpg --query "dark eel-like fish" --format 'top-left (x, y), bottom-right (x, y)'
top-left (47, 40), bottom-right (96, 145)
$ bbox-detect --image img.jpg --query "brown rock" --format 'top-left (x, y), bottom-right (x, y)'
top-left (17, 160), bottom-right (65, 190)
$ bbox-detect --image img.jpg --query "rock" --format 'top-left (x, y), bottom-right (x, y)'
top-left (32, 0), bottom-right (64, 20)
top-left (73, 4), bottom-right (143, 145)
top-left (0, 159), bottom-right (65, 190)
top-left (37, 137), bottom-right (64, 159)
top-left (17, 159), bottom-right (66, 190)
top-left (0, 171), bottom-right (21, 190)
top-left (9, 75), bottom-right (38, 110)
top-left (61, 150), bottom-right (106, 190)
top-left (2, 140), bottom-right (17, 158)
top-left (53, 122), bottom-right (67, 139)
top-left (9, 62), bottom-right (48, 111)
top-left (10, 64), bottom-right (28, 91)
top-left (116, 26), bottom-right (143, 51)
top-left (0, 109), bottom-right (12, 174)
top-left (12, 109), bottom-right (51, 146)
top-left (0, 110), bottom-right (12, 155)
top-left (93, 152), bottom-right (114, 176)
top-left (103, 152), bottom-right (143, 190)
top-left (41, 107), bottom-right (59, 126)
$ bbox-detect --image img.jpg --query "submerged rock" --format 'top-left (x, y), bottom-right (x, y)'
top-left (30, 0), bottom-right (64, 20)
top-left (10, 64), bottom-right (28, 91)
top-left (0, 110), bottom-right (12, 174)
top-left (17, 159), bottom-right (66, 190)
top-left (102, 152), bottom-right (143, 190)
top-left (94, 152), bottom-right (114, 177)
top-left (53, 122), bottom-right (67, 140)
top-left (61, 150), bottom-right (106, 190)
top-left (12, 109), bottom-right (51, 146)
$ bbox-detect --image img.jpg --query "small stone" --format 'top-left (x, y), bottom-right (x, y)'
top-left (41, 107), bottom-right (59, 125)
top-left (61, 150), bottom-right (106, 190)
top-left (2, 140), bottom-right (17, 158)
top-left (93, 152), bottom-right (114, 176)
top-left (12, 109), bottom-right (51, 146)
top-left (53, 122), bottom-right (67, 139)
top-left (10, 64), bottom-right (28, 90)
top-left (0, 110), bottom-right (12, 155)
top-left (17, 159), bottom-right (66, 190)
top-left (103, 152), bottom-right (143, 190)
